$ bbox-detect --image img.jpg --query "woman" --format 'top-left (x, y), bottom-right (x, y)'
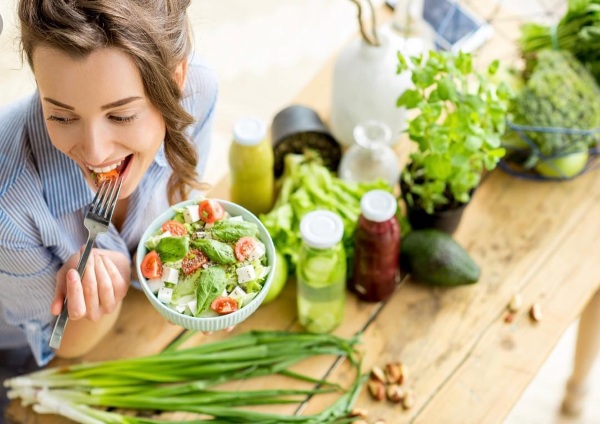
top-left (0, 0), bottom-right (217, 371)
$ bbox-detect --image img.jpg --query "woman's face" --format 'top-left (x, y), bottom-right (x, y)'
top-left (33, 46), bottom-right (166, 199)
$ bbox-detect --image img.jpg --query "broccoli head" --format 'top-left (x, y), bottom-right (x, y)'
top-left (510, 50), bottom-right (600, 157)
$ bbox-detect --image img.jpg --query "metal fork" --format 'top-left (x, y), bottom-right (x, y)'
top-left (49, 176), bottom-right (124, 350)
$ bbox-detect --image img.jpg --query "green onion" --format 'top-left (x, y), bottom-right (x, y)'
top-left (6, 331), bottom-right (365, 423)
top-left (519, 0), bottom-right (600, 82)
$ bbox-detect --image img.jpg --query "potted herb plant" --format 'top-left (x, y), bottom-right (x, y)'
top-left (396, 50), bottom-right (512, 233)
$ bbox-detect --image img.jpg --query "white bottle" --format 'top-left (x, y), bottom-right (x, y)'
top-left (330, 33), bottom-right (412, 147)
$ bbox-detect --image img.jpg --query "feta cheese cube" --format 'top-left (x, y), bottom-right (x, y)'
top-left (161, 266), bottom-right (179, 284)
top-left (174, 304), bottom-right (186, 313)
top-left (221, 288), bottom-right (229, 298)
top-left (236, 265), bottom-right (256, 284)
top-left (147, 278), bottom-right (163, 294)
top-left (183, 205), bottom-right (200, 223)
top-left (157, 287), bottom-right (173, 304)
top-left (228, 215), bottom-right (244, 222)
top-left (230, 286), bottom-right (247, 298)
top-left (246, 242), bottom-right (266, 262)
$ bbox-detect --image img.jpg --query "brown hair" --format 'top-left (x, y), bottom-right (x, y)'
top-left (19, 0), bottom-right (207, 204)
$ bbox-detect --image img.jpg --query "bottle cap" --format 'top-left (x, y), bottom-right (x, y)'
top-left (300, 210), bottom-right (344, 249)
top-left (360, 190), bottom-right (397, 222)
top-left (233, 117), bottom-right (267, 146)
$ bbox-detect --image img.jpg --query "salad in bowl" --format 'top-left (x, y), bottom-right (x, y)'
top-left (136, 198), bottom-right (275, 332)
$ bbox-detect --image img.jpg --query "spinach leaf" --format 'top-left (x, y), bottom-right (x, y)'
top-left (196, 267), bottom-right (227, 315)
top-left (211, 220), bottom-right (259, 242)
top-left (155, 236), bottom-right (189, 263)
top-left (192, 238), bottom-right (236, 264)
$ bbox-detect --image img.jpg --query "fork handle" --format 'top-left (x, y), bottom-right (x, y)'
top-left (49, 236), bottom-right (95, 350)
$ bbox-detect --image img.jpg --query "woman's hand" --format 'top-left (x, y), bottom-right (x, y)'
top-left (51, 248), bottom-right (131, 321)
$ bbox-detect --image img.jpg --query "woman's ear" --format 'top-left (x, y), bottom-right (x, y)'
top-left (174, 59), bottom-right (188, 90)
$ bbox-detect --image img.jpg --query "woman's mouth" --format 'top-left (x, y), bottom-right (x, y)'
top-left (88, 154), bottom-right (133, 187)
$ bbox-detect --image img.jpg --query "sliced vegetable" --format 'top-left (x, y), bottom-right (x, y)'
top-left (210, 296), bottom-right (239, 315)
top-left (181, 249), bottom-right (208, 275)
top-left (95, 168), bottom-right (119, 186)
top-left (141, 251), bottom-right (162, 279)
top-left (235, 236), bottom-right (259, 262)
top-left (199, 199), bottom-right (225, 223)
top-left (161, 220), bottom-right (187, 236)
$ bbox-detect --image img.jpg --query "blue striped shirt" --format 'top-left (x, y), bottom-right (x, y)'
top-left (0, 58), bottom-right (218, 365)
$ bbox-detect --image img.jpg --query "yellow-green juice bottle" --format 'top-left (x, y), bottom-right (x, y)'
top-left (229, 117), bottom-right (274, 215)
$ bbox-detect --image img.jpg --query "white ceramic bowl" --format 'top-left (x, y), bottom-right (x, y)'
top-left (136, 199), bottom-right (275, 332)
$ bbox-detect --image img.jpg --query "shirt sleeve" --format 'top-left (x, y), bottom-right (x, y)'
top-left (0, 209), bottom-right (59, 366)
top-left (182, 57), bottom-right (219, 179)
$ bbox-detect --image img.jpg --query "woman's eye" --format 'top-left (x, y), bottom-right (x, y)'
top-left (47, 115), bottom-right (77, 125)
top-left (110, 115), bottom-right (138, 124)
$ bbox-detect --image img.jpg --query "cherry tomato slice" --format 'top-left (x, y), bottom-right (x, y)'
top-left (161, 220), bottom-right (187, 236)
top-left (181, 249), bottom-right (208, 275)
top-left (234, 236), bottom-right (258, 262)
top-left (210, 296), bottom-right (239, 315)
top-left (198, 199), bottom-right (225, 223)
top-left (141, 251), bottom-right (162, 279)
top-left (95, 169), bottom-right (119, 187)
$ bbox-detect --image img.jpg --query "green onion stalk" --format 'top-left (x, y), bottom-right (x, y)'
top-left (519, 0), bottom-right (600, 81)
top-left (5, 331), bottom-right (366, 424)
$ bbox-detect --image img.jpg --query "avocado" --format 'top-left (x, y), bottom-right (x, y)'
top-left (401, 229), bottom-right (480, 286)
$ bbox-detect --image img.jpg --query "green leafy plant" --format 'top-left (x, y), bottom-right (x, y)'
top-left (397, 50), bottom-right (512, 214)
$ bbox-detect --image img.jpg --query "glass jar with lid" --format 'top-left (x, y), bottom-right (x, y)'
top-left (229, 117), bottom-right (274, 215)
top-left (297, 210), bottom-right (346, 334)
top-left (350, 190), bottom-right (401, 302)
top-left (338, 120), bottom-right (401, 187)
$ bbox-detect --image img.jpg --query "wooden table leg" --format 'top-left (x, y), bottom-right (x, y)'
top-left (561, 288), bottom-right (600, 416)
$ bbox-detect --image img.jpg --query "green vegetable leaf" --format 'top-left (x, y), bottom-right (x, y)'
top-left (424, 154), bottom-right (451, 179)
top-left (196, 267), bottom-right (227, 315)
top-left (155, 237), bottom-right (189, 263)
top-left (487, 59), bottom-right (500, 75)
top-left (455, 51), bottom-right (472, 75)
top-left (211, 220), bottom-right (260, 242)
top-left (173, 270), bottom-right (201, 302)
top-left (192, 238), bottom-right (237, 264)
top-left (465, 135), bottom-right (483, 151)
top-left (396, 89), bottom-right (422, 108)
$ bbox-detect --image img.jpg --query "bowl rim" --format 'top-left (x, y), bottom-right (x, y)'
top-left (136, 198), bottom-right (275, 326)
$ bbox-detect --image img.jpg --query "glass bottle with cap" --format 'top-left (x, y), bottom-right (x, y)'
top-left (229, 117), bottom-right (274, 215)
top-left (338, 120), bottom-right (401, 188)
top-left (350, 190), bottom-right (401, 302)
top-left (297, 210), bottom-right (346, 334)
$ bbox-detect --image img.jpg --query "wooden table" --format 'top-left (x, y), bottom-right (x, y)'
top-left (6, 6), bottom-right (600, 424)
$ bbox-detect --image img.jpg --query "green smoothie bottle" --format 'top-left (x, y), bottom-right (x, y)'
top-left (297, 210), bottom-right (346, 333)
top-left (229, 117), bottom-right (274, 215)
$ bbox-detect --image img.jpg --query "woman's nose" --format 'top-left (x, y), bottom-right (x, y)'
top-left (81, 122), bottom-right (111, 163)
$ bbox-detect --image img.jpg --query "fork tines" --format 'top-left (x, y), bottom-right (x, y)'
top-left (92, 177), bottom-right (124, 220)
